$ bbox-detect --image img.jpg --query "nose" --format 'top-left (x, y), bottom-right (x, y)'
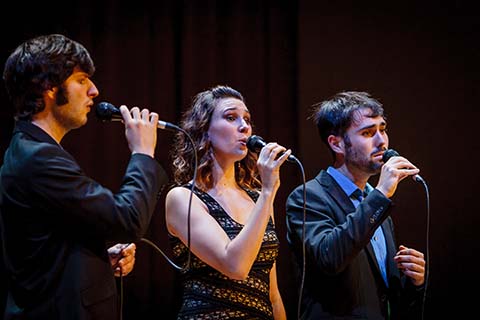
top-left (375, 130), bottom-right (388, 147)
top-left (238, 119), bottom-right (250, 133)
top-left (88, 80), bottom-right (99, 98)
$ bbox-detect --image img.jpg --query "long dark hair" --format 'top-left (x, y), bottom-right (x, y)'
top-left (171, 85), bottom-right (261, 191)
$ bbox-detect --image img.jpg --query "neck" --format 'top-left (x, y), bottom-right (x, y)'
top-left (333, 162), bottom-right (370, 190)
top-left (31, 114), bottom-right (67, 144)
top-left (209, 157), bottom-right (238, 191)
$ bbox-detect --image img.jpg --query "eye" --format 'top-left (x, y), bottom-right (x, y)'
top-left (243, 117), bottom-right (251, 125)
top-left (226, 114), bottom-right (236, 121)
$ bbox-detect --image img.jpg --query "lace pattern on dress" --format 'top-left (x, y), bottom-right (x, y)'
top-left (170, 185), bottom-right (279, 320)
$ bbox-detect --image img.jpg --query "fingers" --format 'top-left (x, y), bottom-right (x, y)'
top-left (385, 156), bottom-right (420, 179)
top-left (120, 105), bottom-right (159, 157)
top-left (149, 112), bottom-right (159, 124)
top-left (259, 142), bottom-right (291, 165)
top-left (118, 243), bottom-right (136, 259)
top-left (120, 105), bottom-right (158, 123)
top-left (394, 245), bottom-right (426, 286)
top-left (112, 243), bottom-right (137, 277)
top-left (376, 156), bottom-right (420, 198)
top-left (255, 142), bottom-right (291, 191)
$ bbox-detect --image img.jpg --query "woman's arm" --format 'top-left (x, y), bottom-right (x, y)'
top-left (269, 262), bottom-right (287, 320)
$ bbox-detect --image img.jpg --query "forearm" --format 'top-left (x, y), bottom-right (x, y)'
top-left (270, 264), bottom-right (286, 320)
top-left (272, 295), bottom-right (286, 320)
top-left (109, 154), bottom-right (167, 239)
top-left (222, 189), bottom-right (276, 279)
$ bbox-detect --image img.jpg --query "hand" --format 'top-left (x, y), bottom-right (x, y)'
top-left (119, 105), bottom-right (159, 158)
top-left (256, 142), bottom-right (291, 192)
top-left (375, 155), bottom-right (420, 198)
top-left (108, 243), bottom-right (137, 277)
top-left (394, 245), bottom-right (425, 286)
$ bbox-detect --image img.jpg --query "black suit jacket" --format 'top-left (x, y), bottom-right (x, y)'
top-left (286, 170), bottom-right (423, 320)
top-left (0, 121), bottom-right (168, 320)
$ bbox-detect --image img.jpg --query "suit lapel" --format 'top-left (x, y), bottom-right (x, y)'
top-left (317, 170), bottom-right (393, 285)
top-left (316, 171), bottom-right (356, 216)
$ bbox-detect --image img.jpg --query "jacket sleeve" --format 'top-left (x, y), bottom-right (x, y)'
top-left (286, 178), bottom-right (392, 275)
top-left (28, 144), bottom-right (168, 241)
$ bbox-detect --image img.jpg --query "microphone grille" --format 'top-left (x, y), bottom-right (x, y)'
top-left (246, 135), bottom-right (265, 153)
top-left (95, 102), bottom-right (120, 121)
top-left (382, 149), bottom-right (400, 163)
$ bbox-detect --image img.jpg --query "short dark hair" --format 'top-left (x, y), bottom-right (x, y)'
top-left (310, 91), bottom-right (386, 156)
top-left (3, 34), bottom-right (95, 120)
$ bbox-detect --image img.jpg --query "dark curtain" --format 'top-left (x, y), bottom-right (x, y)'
top-left (0, 1), bottom-right (299, 319)
top-left (1, 1), bottom-right (478, 319)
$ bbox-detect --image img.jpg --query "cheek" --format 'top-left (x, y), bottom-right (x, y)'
top-left (207, 128), bottom-right (227, 147)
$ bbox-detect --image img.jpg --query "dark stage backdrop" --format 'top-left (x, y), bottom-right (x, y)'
top-left (0, 1), bottom-right (478, 319)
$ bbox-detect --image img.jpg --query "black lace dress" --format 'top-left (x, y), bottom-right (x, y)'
top-left (170, 186), bottom-right (280, 320)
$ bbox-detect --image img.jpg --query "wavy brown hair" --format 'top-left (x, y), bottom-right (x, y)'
top-left (171, 85), bottom-right (261, 191)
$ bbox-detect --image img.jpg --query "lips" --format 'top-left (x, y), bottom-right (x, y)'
top-left (372, 151), bottom-right (385, 160)
top-left (86, 102), bottom-right (94, 112)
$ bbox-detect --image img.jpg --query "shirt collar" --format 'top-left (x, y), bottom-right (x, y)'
top-left (326, 166), bottom-right (373, 197)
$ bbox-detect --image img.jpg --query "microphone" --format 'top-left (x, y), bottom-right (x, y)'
top-left (246, 135), bottom-right (299, 163)
top-left (382, 149), bottom-right (424, 183)
top-left (95, 101), bottom-right (180, 132)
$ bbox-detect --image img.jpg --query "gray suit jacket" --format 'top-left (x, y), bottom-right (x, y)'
top-left (286, 170), bottom-right (423, 319)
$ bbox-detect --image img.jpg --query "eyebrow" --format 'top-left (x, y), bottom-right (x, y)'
top-left (356, 120), bottom-right (387, 132)
top-left (73, 71), bottom-right (90, 78)
top-left (223, 106), bottom-right (250, 114)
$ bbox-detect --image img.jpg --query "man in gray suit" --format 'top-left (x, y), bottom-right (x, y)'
top-left (286, 91), bottom-right (425, 319)
top-left (0, 34), bottom-right (167, 319)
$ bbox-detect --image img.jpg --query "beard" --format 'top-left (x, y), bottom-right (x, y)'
top-left (51, 86), bottom-right (88, 130)
top-left (344, 135), bottom-right (383, 175)
top-left (56, 85), bottom-right (69, 106)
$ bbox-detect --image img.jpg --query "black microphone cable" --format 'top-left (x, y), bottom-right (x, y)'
top-left (383, 149), bottom-right (430, 320)
top-left (292, 157), bottom-right (307, 320)
top-left (246, 135), bottom-right (307, 320)
top-left (119, 271), bottom-right (124, 320)
top-left (96, 103), bottom-right (197, 319)
top-left (126, 126), bottom-right (197, 320)
top-left (418, 176), bottom-right (430, 320)
top-left (139, 124), bottom-right (197, 274)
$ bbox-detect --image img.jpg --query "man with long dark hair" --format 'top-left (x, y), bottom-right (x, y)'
top-left (0, 34), bottom-right (167, 319)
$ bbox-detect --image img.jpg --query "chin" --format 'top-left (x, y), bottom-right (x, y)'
top-left (233, 150), bottom-right (248, 161)
top-left (74, 118), bottom-right (88, 129)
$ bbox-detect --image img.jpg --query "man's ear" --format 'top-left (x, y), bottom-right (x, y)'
top-left (328, 135), bottom-right (344, 155)
top-left (44, 87), bottom-right (57, 101)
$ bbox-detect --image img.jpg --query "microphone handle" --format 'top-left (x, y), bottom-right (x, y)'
top-left (158, 120), bottom-right (181, 132)
top-left (414, 174), bottom-right (425, 183)
top-left (286, 153), bottom-right (299, 163)
top-left (111, 117), bottom-right (180, 132)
